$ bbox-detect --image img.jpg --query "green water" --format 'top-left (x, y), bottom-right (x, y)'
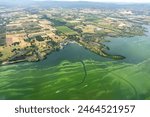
top-left (0, 27), bottom-right (150, 100)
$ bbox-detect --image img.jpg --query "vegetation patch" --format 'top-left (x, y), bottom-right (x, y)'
top-left (56, 26), bottom-right (77, 35)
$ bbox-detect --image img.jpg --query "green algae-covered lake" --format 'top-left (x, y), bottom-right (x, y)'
top-left (0, 27), bottom-right (150, 100)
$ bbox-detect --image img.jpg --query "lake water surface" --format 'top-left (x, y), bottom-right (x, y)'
top-left (0, 26), bottom-right (150, 99)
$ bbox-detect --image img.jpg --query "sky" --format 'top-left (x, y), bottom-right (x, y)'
top-left (1, 0), bottom-right (150, 3)
top-left (49, 0), bottom-right (150, 3)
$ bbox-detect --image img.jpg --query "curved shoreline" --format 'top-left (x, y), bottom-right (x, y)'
top-left (0, 40), bottom-right (126, 66)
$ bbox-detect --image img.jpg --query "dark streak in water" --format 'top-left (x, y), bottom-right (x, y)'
top-left (78, 60), bottom-right (87, 84)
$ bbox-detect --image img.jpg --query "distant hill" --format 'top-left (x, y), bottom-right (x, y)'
top-left (0, 0), bottom-right (34, 6)
top-left (0, 0), bottom-right (150, 10)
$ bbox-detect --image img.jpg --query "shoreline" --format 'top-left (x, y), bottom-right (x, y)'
top-left (0, 41), bottom-right (126, 66)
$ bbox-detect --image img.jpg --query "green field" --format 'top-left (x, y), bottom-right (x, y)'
top-left (56, 26), bottom-right (77, 35)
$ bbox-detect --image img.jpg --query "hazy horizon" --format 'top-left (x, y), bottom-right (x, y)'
top-left (0, 0), bottom-right (150, 3)
top-left (37, 0), bottom-right (150, 3)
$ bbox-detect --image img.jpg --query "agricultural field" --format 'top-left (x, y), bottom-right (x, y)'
top-left (56, 26), bottom-right (77, 35)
